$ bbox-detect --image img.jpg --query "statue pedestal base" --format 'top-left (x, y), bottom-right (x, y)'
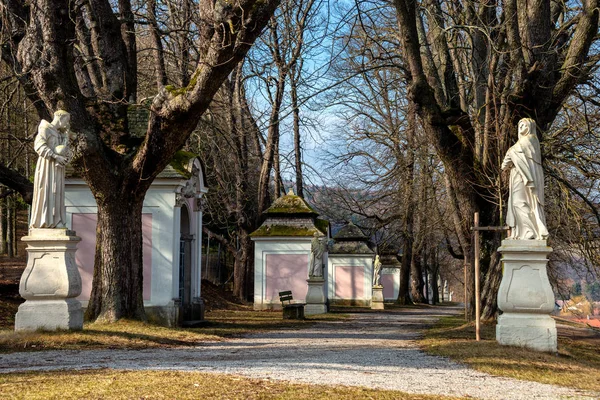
top-left (305, 278), bottom-right (327, 315)
top-left (15, 229), bottom-right (83, 332)
top-left (371, 286), bottom-right (384, 310)
top-left (496, 239), bottom-right (557, 352)
top-left (496, 313), bottom-right (556, 352)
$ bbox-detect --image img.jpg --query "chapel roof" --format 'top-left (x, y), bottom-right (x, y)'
top-left (263, 189), bottom-right (319, 217)
top-left (333, 222), bottom-right (368, 241)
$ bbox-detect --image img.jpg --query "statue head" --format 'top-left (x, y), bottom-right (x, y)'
top-left (52, 110), bottom-right (70, 131)
top-left (517, 118), bottom-right (535, 139)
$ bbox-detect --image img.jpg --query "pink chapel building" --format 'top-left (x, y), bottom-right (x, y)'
top-left (64, 152), bottom-right (208, 326)
top-left (326, 222), bottom-right (375, 307)
top-left (251, 190), bottom-right (330, 310)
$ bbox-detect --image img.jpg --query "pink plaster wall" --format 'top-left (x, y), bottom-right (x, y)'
top-left (334, 265), bottom-right (365, 299)
top-left (382, 274), bottom-right (396, 300)
top-left (73, 213), bottom-right (152, 301)
top-left (265, 254), bottom-right (308, 302)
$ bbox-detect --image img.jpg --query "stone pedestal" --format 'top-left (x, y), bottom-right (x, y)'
top-left (371, 286), bottom-right (384, 309)
top-left (496, 239), bottom-right (557, 352)
top-left (15, 229), bottom-right (83, 331)
top-left (305, 278), bottom-right (327, 315)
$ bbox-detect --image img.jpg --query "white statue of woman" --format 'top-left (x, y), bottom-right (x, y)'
top-left (30, 110), bottom-right (73, 229)
top-left (501, 118), bottom-right (549, 240)
top-left (373, 255), bottom-right (382, 286)
top-left (308, 233), bottom-right (326, 278)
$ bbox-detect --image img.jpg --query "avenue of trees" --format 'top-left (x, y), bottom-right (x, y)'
top-left (1, 0), bottom-right (599, 320)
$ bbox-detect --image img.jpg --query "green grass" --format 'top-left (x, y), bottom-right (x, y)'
top-left (0, 310), bottom-right (347, 353)
top-left (420, 315), bottom-right (600, 392)
top-left (0, 370), bottom-right (456, 400)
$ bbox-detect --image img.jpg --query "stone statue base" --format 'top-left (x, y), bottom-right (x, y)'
top-left (371, 286), bottom-right (384, 310)
top-left (305, 277), bottom-right (327, 315)
top-left (15, 299), bottom-right (83, 331)
top-left (15, 228), bottom-right (83, 332)
top-left (496, 239), bottom-right (557, 352)
top-left (496, 313), bottom-right (556, 352)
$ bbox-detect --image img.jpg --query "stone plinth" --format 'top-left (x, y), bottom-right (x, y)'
top-left (496, 239), bottom-right (557, 352)
top-left (15, 229), bottom-right (83, 331)
top-left (371, 286), bottom-right (384, 310)
top-left (305, 278), bottom-right (327, 315)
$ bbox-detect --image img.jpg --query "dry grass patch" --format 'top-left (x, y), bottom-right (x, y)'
top-left (421, 316), bottom-right (600, 392)
top-left (0, 370), bottom-right (454, 400)
top-left (0, 309), bottom-right (347, 353)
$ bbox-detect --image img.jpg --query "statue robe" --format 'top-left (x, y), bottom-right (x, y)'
top-left (504, 135), bottom-right (549, 240)
top-left (30, 120), bottom-right (68, 229)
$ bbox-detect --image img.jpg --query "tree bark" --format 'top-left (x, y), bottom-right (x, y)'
top-left (86, 193), bottom-right (145, 321)
top-left (290, 64), bottom-right (304, 198)
top-left (410, 250), bottom-right (426, 303)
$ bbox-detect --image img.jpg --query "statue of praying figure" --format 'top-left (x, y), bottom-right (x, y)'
top-left (30, 110), bottom-right (74, 229)
top-left (308, 232), bottom-right (327, 278)
top-left (501, 118), bottom-right (549, 240)
top-left (373, 254), bottom-right (382, 286)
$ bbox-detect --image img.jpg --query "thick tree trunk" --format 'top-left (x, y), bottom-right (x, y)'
top-left (397, 252), bottom-right (412, 305)
top-left (86, 195), bottom-right (145, 322)
top-left (233, 230), bottom-right (253, 301)
top-left (481, 234), bottom-right (502, 320)
top-left (410, 251), bottom-right (426, 303)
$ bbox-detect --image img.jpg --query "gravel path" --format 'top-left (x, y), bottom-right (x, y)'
top-left (0, 305), bottom-right (596, 399)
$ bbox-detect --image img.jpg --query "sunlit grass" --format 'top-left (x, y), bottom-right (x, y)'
top-left (0, 310), bottom-right (348, 353)
top-left (420, 315), bottom-right (600, 392)
top-left (0, 370), bottom-right (456, 400)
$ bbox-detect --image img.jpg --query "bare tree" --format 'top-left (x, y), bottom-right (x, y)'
top-left (0, 0), bottom-right (279, 322)
top-left (390, 0), bottom-right (600, 318)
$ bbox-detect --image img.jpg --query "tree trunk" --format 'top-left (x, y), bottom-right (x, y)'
top-left (291, 66), bottom-right (304, 198)
top-left (397, 100), bottom-right (416, 305)
top-left (86, 195), bottom-right (145, 322)
top-left (431, 248), bottom-right (440, 304)
top-left (481, 234), bottom-right (502, 320)
top-left (7, 196), bottom-right (13, 258)
top-left (0, 199), bottom-right (5, 254)
top-left (233, 230), bottom-right (253, 301)
top-left (410, 250), bottom-right (426, 303)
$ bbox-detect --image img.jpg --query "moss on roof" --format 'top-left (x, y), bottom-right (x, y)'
top-left (265, 192), bottom-right (318, 216)
top-left (334, 222), bottom-right (368, 241)
top-left (315, 218), bottom-right (329, 235)
top-left (329, 241), bottom-right (374, 254)
top-left (169, 150), bottom-right (197, 179)
top-left (250, 224), bottom-right (323, 237)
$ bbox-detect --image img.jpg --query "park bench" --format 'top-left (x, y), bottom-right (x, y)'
top-left (279, 290), bottom-right (305, 320)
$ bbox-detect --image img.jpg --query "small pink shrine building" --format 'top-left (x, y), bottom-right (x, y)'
top-left (251, 191), bottom-right (329, 310)
top-left (65, 152), bottom-right (208, 325)
top-left (380, 252), bottom-right (402, 301)
top-left (327, 222), bottom-right (375, 306)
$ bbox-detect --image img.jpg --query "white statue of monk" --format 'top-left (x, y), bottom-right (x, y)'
top-left (30, 110), bottom-right (73, 229)
top-left (501, 118), bottom-right (549, 240)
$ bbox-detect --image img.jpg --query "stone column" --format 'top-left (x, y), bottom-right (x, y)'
top-left (15, 229), bottom-right (83, 331)
top-left (371, 285), bottom-right (384, 310)
top-left (305, 277), bottom-right (327, 315)
top-left (496, 239), bottom-right (557, 352)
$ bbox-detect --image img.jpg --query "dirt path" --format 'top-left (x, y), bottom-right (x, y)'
top-left (1, 305), bottom-right (596, 399)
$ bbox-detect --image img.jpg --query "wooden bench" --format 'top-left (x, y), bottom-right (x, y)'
top-left (279, 290), bottom-right (305, 320)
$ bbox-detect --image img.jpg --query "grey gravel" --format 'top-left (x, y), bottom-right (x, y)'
top-left (1, 305), bottom-right (597, 399)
